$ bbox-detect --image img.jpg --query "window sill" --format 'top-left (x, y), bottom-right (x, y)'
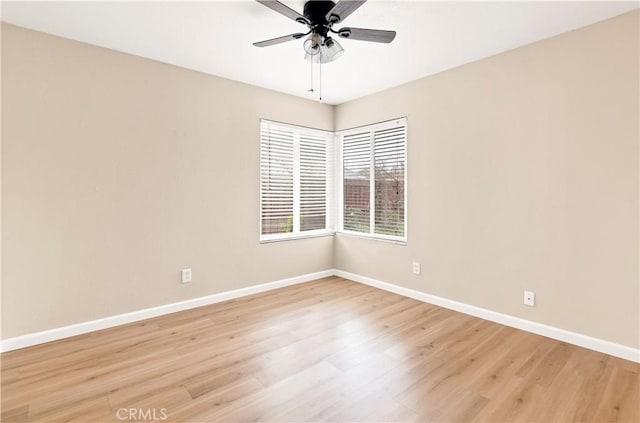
top-left (336, 231), bottom-right (408, 245)
top-left (259, 231), bottom-right (407, 245)
top-left (259, 231), bottom-right (335, 244)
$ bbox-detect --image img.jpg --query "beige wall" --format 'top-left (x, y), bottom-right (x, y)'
top-left (335, 11), bottom-right (639, 348)
top-left (2, 10), bottom-right (638, 349)
top-left (1, 23), bottom-right (334, 338)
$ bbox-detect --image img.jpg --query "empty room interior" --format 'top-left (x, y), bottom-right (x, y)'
top-left (1, 1), bottom-right (639, 422)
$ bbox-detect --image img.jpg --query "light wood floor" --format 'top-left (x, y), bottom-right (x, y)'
top-left (1, 277), bottom-right (638, 422)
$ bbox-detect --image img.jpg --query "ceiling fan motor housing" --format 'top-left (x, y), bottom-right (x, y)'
top-left (303, 0), bottom-right (337, 37)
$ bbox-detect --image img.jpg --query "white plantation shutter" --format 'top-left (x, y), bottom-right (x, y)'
top-left (374, 125), bottom-right (406, 237)
top-left (300, 133), bottom-right (327, 231)
top-left (260, 120), bottom-right (332, 240)
top-left (339, 118), bottom-right (406, 240)
top-left (260, 123), bottom-right (294, 235)
top-left (260, 118), bottom-right (404, 241)
top-left (342, 131), bottom-right (371, 233)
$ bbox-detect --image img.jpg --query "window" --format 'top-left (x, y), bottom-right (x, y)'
top-left (260, 120), bottom-right (333, 241)
top-left (339, 118), bottom-right (407, 241)
top-left (259, 118), bottom-right (405, 242)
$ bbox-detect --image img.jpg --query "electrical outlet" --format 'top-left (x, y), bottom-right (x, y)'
top-left (181, 268), bottom-right (192, 284)
top-left (412, 262), bottom-right (421, 275)
top-left (524, 290), bottom-right (535, 307)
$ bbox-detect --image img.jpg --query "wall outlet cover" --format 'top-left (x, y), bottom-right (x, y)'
top-left (524, 290), bottom-right (535, 307)
top-left (181, 268), bottom-right (192, 284)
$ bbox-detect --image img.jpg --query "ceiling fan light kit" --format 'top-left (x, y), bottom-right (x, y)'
top-left (254, 0), bottom-right (396, 99)
top-left (319, 37), bottom-right (344, 63)
top-left (303, 33), bottom-right (322, 55)
top-left (303, 34), bottom-right (344, 63)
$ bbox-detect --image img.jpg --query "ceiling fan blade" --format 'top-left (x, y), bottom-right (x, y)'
top-left (256, 0), bottom-right (309, 25)
top-left (253, 33), bottom-right (307, 47)
top-left (337, 27), bottom-right (396, 43)
top-left (326, 1), bottom-right (367, 24)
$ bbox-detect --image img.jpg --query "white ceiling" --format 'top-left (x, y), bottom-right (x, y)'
top-left (2, 1), bottom-right (637, 105)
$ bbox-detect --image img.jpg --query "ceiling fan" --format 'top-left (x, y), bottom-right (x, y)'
top-left (253, 0), bottom-right (396, 64)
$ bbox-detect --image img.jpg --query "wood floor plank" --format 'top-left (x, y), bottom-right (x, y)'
top-left (164, 377), bottom-right (265, 422)
top-left (592, 366), bottom-right (640, 423)
top-left (199, 361), bottom-right (341, 422)
top-left (29, 397), bottom-right (115, 423)
top-left (0, 404), bottom-right (29, 423)
top-left (465, 330), bottom-right (536, 400)
top-left (109, 386), bottom-right (192, 421)
top-left (1, 277), bottom-right (638, 422)
top-left (268, 351), bottom-right (403, 422)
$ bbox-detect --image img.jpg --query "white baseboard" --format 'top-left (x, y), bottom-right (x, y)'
top-left (334, 270), bottom-right (640, 363)
top-left (3, 268), bottom-right (638, 363)
top-left (0, 270), bottom-right (334, 353)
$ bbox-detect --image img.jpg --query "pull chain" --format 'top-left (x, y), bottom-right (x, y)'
top-left (308, 54), bottom-right (314, 93)
top-left (319, 57), bottom-right (322, 103)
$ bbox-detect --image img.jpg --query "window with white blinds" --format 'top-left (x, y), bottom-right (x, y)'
top-left (374, 125), bottom-right (406, 237)
top-left (260, 120), bottom-right (333, 241)
top-left (339, 118), bottom-right (407, 241)
top-left (300, 133), bottom-right (328, 232)
top-left (342, 131), bottom-right (371, 233)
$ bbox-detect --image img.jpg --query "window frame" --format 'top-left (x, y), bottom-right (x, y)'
top-left (259, 119), bottom-right (334, 242)
top-left (337, 118), bottom-right (408, 243)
